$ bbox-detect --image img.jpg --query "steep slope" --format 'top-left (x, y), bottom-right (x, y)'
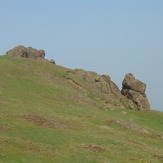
top-left (0, 55), bottom-right (163, 163)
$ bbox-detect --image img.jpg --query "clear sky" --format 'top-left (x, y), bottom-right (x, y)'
top-left (0, 0), bottom-right (163, 111)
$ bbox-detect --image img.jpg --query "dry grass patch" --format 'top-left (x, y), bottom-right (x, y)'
top-left (77, 144), bottom-right (106, 153)
top-left (0, 122), bottom-right (11, 132)
top-left (15, 115), bottom-right (73, 130)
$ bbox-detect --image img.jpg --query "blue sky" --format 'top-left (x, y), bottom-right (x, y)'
top-left (0, 0), bottom-right (163, 111)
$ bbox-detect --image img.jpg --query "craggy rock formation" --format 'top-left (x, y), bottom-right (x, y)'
top-left (75, 70), bottom-right (150, 110)
top-left (6, 45), bottom-right (45, 60)
top-left (5, 46), bottom-right (150, 111)
top-left (6, 45), bottom-right (56, 65)
top-left (75, 69), bottom-right (138, 110)
top-left (121, 73), bottom-right (150, 110)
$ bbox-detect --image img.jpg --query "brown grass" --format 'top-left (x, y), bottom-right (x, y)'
top-left (15, 115), bottom-right (72, 129)
top-left (77, 144), bottom-right (106, 153)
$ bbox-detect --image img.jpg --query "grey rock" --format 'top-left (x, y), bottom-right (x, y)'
top-left (75, 69), bottom-right (138, 110)
top-left (6, 45), bottom-right (27, 58)
top-left (50, 59), bottom-right (56, 64)
top-left (122, 73), bottom-right (146, 93)
top-left (121, 73), bottom-right (150, 110)
top-left (114, 119), bottom-right (150, 134)
top-left (26, 47), bottom-right (45, 59)
top-left (6, 45), bottom-right (45, 60)
top-left (75, 70), bottom-right (150, 111)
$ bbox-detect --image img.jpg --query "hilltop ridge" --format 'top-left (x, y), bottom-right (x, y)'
top-left (5, 45), bottom-right (150, 111)
top-left (0, 47), bottom-right (162, 163)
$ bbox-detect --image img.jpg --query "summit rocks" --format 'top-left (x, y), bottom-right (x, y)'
top-left (6, 45), bottom-right (45, 60)
top-left (6, 45), bottom-right (56, 65)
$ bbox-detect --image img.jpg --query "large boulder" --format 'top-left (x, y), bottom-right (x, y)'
top-left (6, 45), bottom-right (45, 60)
top-left (122, 73), bottom-right (146, 93)
top-left (121, 73), bottom-right (150, 110)
top-left (26, 47), bottom-right (45, 59)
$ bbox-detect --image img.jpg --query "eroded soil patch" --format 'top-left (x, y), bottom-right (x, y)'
top-left (67, 77), bottom-right (85, 91)
top-left (77, 144), bottom-right (106, 153)
top-left (0, 123), bottom-right (11, 132)
top-left (127, 139), bottom-right (146, 147)
top-left (15, 115), bottom-right (72, 130)
top-left (153, 155), bottom-right (163, 161)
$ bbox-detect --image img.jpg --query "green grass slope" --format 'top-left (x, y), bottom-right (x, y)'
top-left (0, 56), bottom-right (163, 163)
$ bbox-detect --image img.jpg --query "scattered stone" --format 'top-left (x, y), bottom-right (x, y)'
top-left (50, 59), bottom-right (55, 64)
top-left (120, 111), bottom-right (127, 115)
top-left (111, 119), bottom-right (150, 134)
top-left (100, 125), bottom-right (113, 130)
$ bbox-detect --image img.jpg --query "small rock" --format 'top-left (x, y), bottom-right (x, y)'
top-left (100, 125), bottom-right (113, 130)
top-left (120, 111), bottom-right (127, 115)
top-left (50, 59), bottom-right (55, 64)
top-left (95, 78), bottom-right (100, 82)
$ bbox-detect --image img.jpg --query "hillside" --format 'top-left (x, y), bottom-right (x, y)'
top-left (0, 54), bottom-right (163, 163)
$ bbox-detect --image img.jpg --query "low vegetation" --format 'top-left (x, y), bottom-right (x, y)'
top-left (0, 56), bottom-right (163, 163)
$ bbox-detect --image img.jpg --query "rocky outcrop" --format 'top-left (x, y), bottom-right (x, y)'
top-left (6, 45), bottom-right (45, 60)
top-left (4, 46), bottom-right (150, 111)
top-left (6, 45), bottom-right (56, 65)
top-left (122, 73), bottom-right (146, 94)
top-left (75, 69), bottom-right (138, 110)
top-left (121, 73), bottom-right (150, 110)
top-left (75, 70), bottom-right (150, 110)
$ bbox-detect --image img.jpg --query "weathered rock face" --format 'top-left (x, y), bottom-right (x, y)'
top-left (75, 69), bottom-right (138, 110)
top-left (5, 45), bottom-right (150, 111)
top-left (6, 45), bottom-right (45, 60)
top-left (74, 70), bottom-right (150, 110)
top-left (121, 73), bottom-right (150, 110)
top-left (122, 73), bottom-right (146, 94)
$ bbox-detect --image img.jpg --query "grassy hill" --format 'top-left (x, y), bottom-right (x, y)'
top-left (0, 55), bottom-right (163, 163)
